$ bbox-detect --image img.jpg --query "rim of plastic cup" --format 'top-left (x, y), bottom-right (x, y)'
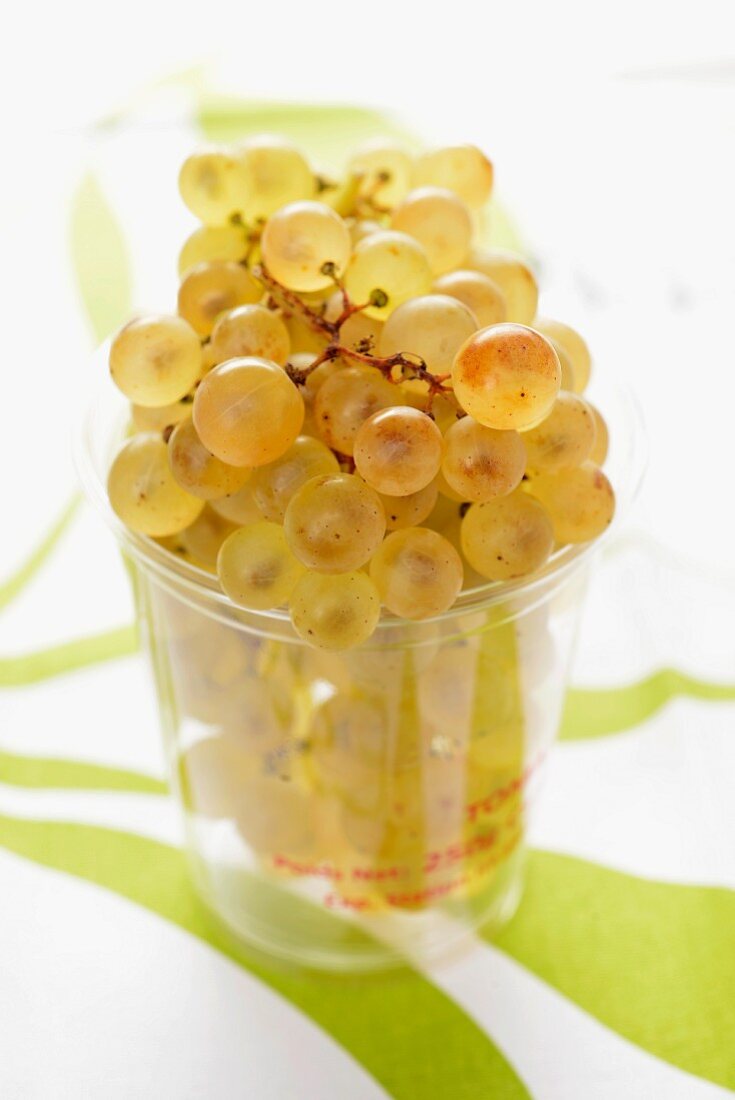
top-left (75, 347), bottom-right (647, 636)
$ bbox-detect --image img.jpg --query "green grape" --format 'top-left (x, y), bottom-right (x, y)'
top-left (177, 507), bottom-right (238, 570)
top-left (369, 527), bottom-right (463, 619)
top-left (131, 395), bottom-right (193, 433)
top-left (284, 473), bottom-right (386, 572)
top-left (108, 433), bottom-right (204, 536)
top-left (468, 248), bottom-right (538, 325)
top-left (526, 462), bottom-right (615, 543)
top-left (289, 570), bottom-right (381, 650)
top-left (110, 315), bottom-right (202, 407)
top-left (379, 479), bottom-right (438, 530)
top-left (179, 736), bottom-right (259, 818)
top-left (442, 417), bottom-right (526, 501)
top-left (238, 136), bottom-right (315, 221)
top-left (324, 292), bottom-right (383, 351)
top-left (433, 269), bottom-right (507, 327)
top-left (177, 261), bottom-right (262, 337)
top-left (209, 480), bottom-right (262, 525)
top-left (178, 148), bottom-right (251, 225)
top-left (217, 521), bottom-right (305, 610)
top-left (588, 404), bottom-right (609, 465)
top-left (168, 417), bottom-right (251, 500)
top-left (177, 224), bottom-right (249, 277)
top-left (353, 406), bottom-right (443, 496)
top-left (391, 187), bottom-right (473, 275)
top-left (532, 318), bottom-right (592, 392)
top-left (261, 201), bottom-right (352, 292)
top-left (344, 230), bottom-right (432, 320)
top-left (379, 293), bottom-right (477, 376)
top-left (209, 304), bottom-right (290, 366)
top-left (310, 692), bottom-right (388, 800)
top-left (452, 323), bottom-right (561, 430)
top-left (460, 490), bottom-right (555, 580)
top-left (521, 392), bottom-right (596, 474)
top-left (193, 357), bottom-right (304, 467)
top-left (347, 141), bottom-right (413, 208)
top-left (413, 144), bottom-right (494, 209)
top-left (252, 435), bottom-right (340, 522)
top-left (314, 366), bottom-right (395, 455)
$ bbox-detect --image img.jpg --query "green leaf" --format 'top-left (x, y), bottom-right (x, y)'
top-left (0, 625), bottom-right (138, 688)
top-left (69, 173), bottom-right (132, 341)
top-left (0, 749), bottom-right (165, 795)
top-left (0, 495), bottom-right (81, 612)
top-left (492, 850), bottom-right (735, 1090)
top-left (0, 815), bottom-right (530, 1100)
top-left (561, 669), bottom-right (735, 740)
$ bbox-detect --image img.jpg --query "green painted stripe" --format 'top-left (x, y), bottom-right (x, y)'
top-left (491, 850), bottom-right (735, 1091)
top-left (0, 625), bottom-right (138, 688)
top-left (0, 814), bottom-right (529, 1100)
top-left (0, 749), bottom-right (165, 795)
top-left (69, 172), bottom-right (132, 341)
top-left (560, 668), bottom-right (735, 740)
top-left (0, 496), bottom-right (81, 612)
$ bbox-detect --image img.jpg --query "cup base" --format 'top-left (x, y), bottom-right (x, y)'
top-left (188, 845), bottom-right (526, 973)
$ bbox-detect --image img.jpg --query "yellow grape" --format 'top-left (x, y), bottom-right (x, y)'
top-left (108, 433), bottom-right (204, 536)
top-left (550, 339), bottom-right (576, 391)
top-left (526, 462), bottom-right (615, 543)
top-left (521, 392), bottom-right (596, 474)
top-left (379, 294), bottom-right (477, 376)
top-left (533, 318), bottom-right (591, 392)
top-left (460, 490), bottom-right (555, 581)
top-left (238, 136), bottom-right (315, 221)
top-left (167, 418), bottom-right (250, 500)
top-left (379, 480), bottom-right (438, 530)
top-left (433, 269), bottom-right (507, 327)
top-left (178, 148), bottom-right (251, 225)
top-left (435, 467), bottom-right (465, 502)
top-left (347, 141), bottom-right (413, 208)
top-left (209, 481), bottom-right (262, 526)
top-left (177, 261), bottom-right (262, 337)
top-left (324, 292), bottom-right (383, 351)
top-left (588, 404), bottom-right (609, 464)
top-left (261, 201), bottom-right (352, 292)
top-left (353, 406), bottom-right (443, 496)
top-left (252, 435), bottom-right (340, 521)
top-left (349, 218), bottom-right (383, 245)
top-left (314, 366), bottom-right (395, 455)
top-left (209, 304), bottom-right (290, 366)
top-left (442, 417), bottom-right (526, 501)
top-left (468, 248), bottom-right (538, 325)
top-left (217, 521), bottom-right (305, 610)
top-left (110, 315), bottom-right (202, 407)
top-left (391, 186), bottom-right (473, 275)
top-left (413, 144), bottom-right (494, 209)
top-left (177, 224), bottom-right (249, 277)
top-left (193, 357), bottom-right (304, 467)
top-left (344, 230), bottom-right (432, 320)
top-left (369, 527), bottom-right (463, 619)
top-left (131, 395), bottom-right (193, 432)
top-left (452, 323), bottom-right (561, 430)
top-left (283, 310), bottom-right (330, 355)
top-left (283, 473), bottom-right (386, 572)
top-left (177, 507), bottom-right (237, 570)
top-left (289, 570), bottom-right (381, 650)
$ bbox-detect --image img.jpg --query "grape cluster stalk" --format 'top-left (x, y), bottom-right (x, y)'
top-left (105, 135), bottom-right (615, 650)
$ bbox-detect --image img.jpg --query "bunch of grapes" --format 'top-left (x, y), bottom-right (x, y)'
top-left (107, 135), bottom-right (614, 650)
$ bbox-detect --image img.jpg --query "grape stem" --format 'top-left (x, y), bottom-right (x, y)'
top-left (254, 264), bottom-right (458, 415)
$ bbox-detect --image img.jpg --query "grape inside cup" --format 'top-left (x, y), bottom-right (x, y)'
top-left (78, 135), bottom-right (640, 970)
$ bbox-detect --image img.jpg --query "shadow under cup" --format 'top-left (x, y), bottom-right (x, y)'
top-left (78, 360), bottom-right (645, 971)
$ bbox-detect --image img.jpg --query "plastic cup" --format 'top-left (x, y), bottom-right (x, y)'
top-left (77, 350), bottom-right (645, 970)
